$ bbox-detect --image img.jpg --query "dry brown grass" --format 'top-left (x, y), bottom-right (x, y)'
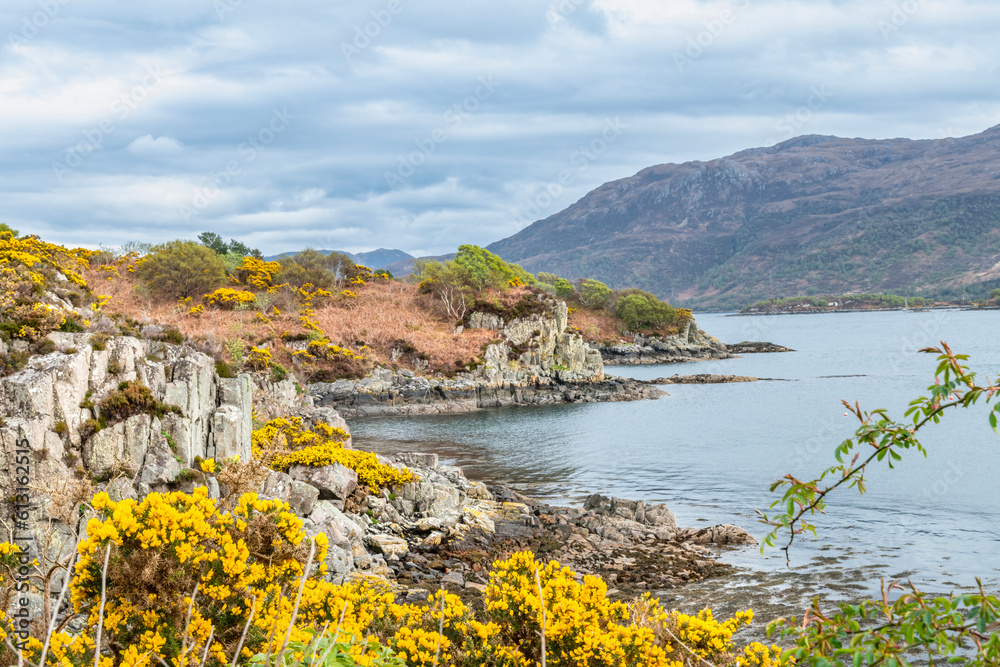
top-left (568, 307), bottom-right (627, 344)
top-left (83, 268), bottom-right (494, 377)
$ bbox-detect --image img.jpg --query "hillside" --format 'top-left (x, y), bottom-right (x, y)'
top-left (266, 248), bottom-right (413, 269)
top-left (487, 125), bottom-right (1000, 310)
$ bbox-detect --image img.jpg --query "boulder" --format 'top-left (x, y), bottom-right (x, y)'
top-left (366, 534), bottom-right (408, 558)
top-left (290, 464), bottom-right (357, 509)
top-left (261, 472), bottom-right (320, 516)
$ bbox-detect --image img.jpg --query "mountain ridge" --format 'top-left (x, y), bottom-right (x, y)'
top-left (487, 125), bottom-right (1000, 309)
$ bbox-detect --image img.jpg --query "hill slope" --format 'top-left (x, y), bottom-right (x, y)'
top-left (265, 248), bottom-right (413, 269)
top-left (488, 126), bottom-right (1000, 309)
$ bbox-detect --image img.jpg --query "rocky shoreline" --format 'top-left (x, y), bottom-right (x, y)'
top-left (291, 450), bottom-right (757, 603)
top-left (310, 370), bottom-right (663, 418)
top-left (595, 327), bottom-right (732, 366)
top-left (725, 341), bottom-right (795, 354)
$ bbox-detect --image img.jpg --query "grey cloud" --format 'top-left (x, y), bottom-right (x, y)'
top-left (4, 0), bottom-right (1000, 255)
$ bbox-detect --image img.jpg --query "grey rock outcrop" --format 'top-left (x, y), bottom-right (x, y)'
top-left (595, 324), bottom-right (732, 366)
top-left (289, 463), bottom-right (358, 509)
top-left (312, 296), bottom-right (663, 418)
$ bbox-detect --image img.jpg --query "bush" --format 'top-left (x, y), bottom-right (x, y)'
top-left (578, 279), bottom-right (612, 308)
top-left (252, 416), bottom-right (413, 491)
top-left (98, 380), bottom-right (182, 423)
top-left (615, 291), bottom-right (677, 331)
top-left (554, 277), bottom-right (575, 299)
top-left (136, 240), bottom-right (227, 300)
top-left (452, 244), bottom-right (535, 291)
top-left (203, 287), bottom-right (258, 309)
top-left (279, 249), bottom-right (357, 289)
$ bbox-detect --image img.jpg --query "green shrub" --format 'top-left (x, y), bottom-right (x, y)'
top-left (554, 277), bottom-right (575, 299)
top-left (578, 279), bottom-right (612, 308)
top-left (98, 381), bottom-right (182, 423)
top-left (216, 360), bottom-right (237, 378)
top-left (136, 240), bottom-right (227, 300)
top-left (278, 249), bottom-right (356, 289)
top-left (452, 244), bottom-right (535, 291)
top-left (615, 291), bottom-right (676, 331)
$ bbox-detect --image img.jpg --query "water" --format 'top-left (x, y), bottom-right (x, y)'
top-left (351, 309), bottom-right (1000, 619)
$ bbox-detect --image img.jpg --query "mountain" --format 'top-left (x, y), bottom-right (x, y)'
top-left (382, 253), bottom-right (457, 278)
top-left (487, 126), bottom-right (1000, 310)
top-left (265, 248), bottom-right (414, 270)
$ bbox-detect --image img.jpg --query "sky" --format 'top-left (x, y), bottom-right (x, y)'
top-left (3, 0), bottom-right (1000, 257)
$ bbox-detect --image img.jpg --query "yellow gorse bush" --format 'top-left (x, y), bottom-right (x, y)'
top-left (62, 488), bottom-right (328, 667)
top-left (232, 257), bottom-right (282, 289)
top-left (0, 505), bottom-right (782, 667)
top-left (203, 288), bottom-right (258, 309)
top-left (0, 231), bottom-right (92, 289)
top-left (251, 417), bottom-right (413, 491)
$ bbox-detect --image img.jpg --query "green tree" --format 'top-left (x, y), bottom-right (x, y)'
top-left (554, 278), bottom-right (575, 300)
top-left (136, 240), bottom-right (227, 300)
top-left (578, 279), bottom-right (612, 308)
top-left (413, 259), bottom-right (474, 321)
top-left (992, 288), bottom-right (1000, 304)
top-left (198, 231), bottom-right (228, 255)
top-left (453, 245), bottom-right (535, 291)
top-left (0, 223), bottom-right (19, 237)
top-left (615, 291), bottom-right (676, 330)
top-left (278, 249), bottom-right (357, 289)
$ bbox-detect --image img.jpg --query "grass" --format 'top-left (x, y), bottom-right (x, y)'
top-left (85, 269), bottom-right (495, 377)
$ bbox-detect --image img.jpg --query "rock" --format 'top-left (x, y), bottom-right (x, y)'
top-left (650, 374), bottom-right (758, 384)
top-left (83, 414), bottom-right (151, 478)
top-left (366, 534), bottom-right (408, 558)
top-left (682, 524), bottom-right (758, 546)
top-left (289, 481), bottom-right (320, 516)
top-left (726, 341), bottom-right (794, 354)
top-left (308, 501), bottom-right (364, 550)
top-left (211, 405), bottom-right (250, 463)
top-left (394, 452), bottom-right (439, 469)
top-left (138, 424), bottom-right (182, 486)
top-left (104, 477), bottom-right (137, 502)
top-left (465, 581), bottom-right (487, 592)
top-left (289, 464), bottom-right (358, 509)
top-left (440, 571), bottom-right (465, 587)
top-left (260, 470), bottom-right (295, 501)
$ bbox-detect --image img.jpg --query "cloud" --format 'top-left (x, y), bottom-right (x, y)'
top-left (3, 0), bottom-right (1000, 255)
top-left (126, 135), bottom-right (185, 156)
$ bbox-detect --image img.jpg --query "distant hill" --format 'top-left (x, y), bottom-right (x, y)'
top-left (265, 248), bottom-right (414, 270)
top-left (487, 125), bottom-right (1000, 310)
top-left (382, 253), bottom-right (456, 278)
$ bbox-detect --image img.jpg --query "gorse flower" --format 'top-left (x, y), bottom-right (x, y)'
top-left (251, 417), bottom-right (413, 491)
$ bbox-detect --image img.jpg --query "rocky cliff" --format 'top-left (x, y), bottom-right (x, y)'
top-left (310, 296), bottom-right (663, 417)
top-left (0, 331), bottom-right (752, 597)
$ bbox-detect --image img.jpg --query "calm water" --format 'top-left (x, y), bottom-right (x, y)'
top-left (352, 309), bottom-right (1000, 613)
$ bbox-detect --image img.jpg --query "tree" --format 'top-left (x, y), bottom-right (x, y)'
top-left (0, 223), bottom-right (19, 237)
top-left (992, 288), bottom-right (1000, 304)
top-left (137, 240), bottom-right (227, 299)
top-left (555, 278), bottom-right (575, 300)
top-left (198, 231), bottom-right (228, 255)
top-left (413, 259), bottom-right (473, 322)
top-left (578, 279), bottom-right (612, 308)
top-left (198, 231), bottom-right (263, 259)
top-left (761, 344), bottom-right (1000, 665)
top-left (453, 245), bottom-right (535, 291)
top-left (278, 249), bottom-right (358, 289)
